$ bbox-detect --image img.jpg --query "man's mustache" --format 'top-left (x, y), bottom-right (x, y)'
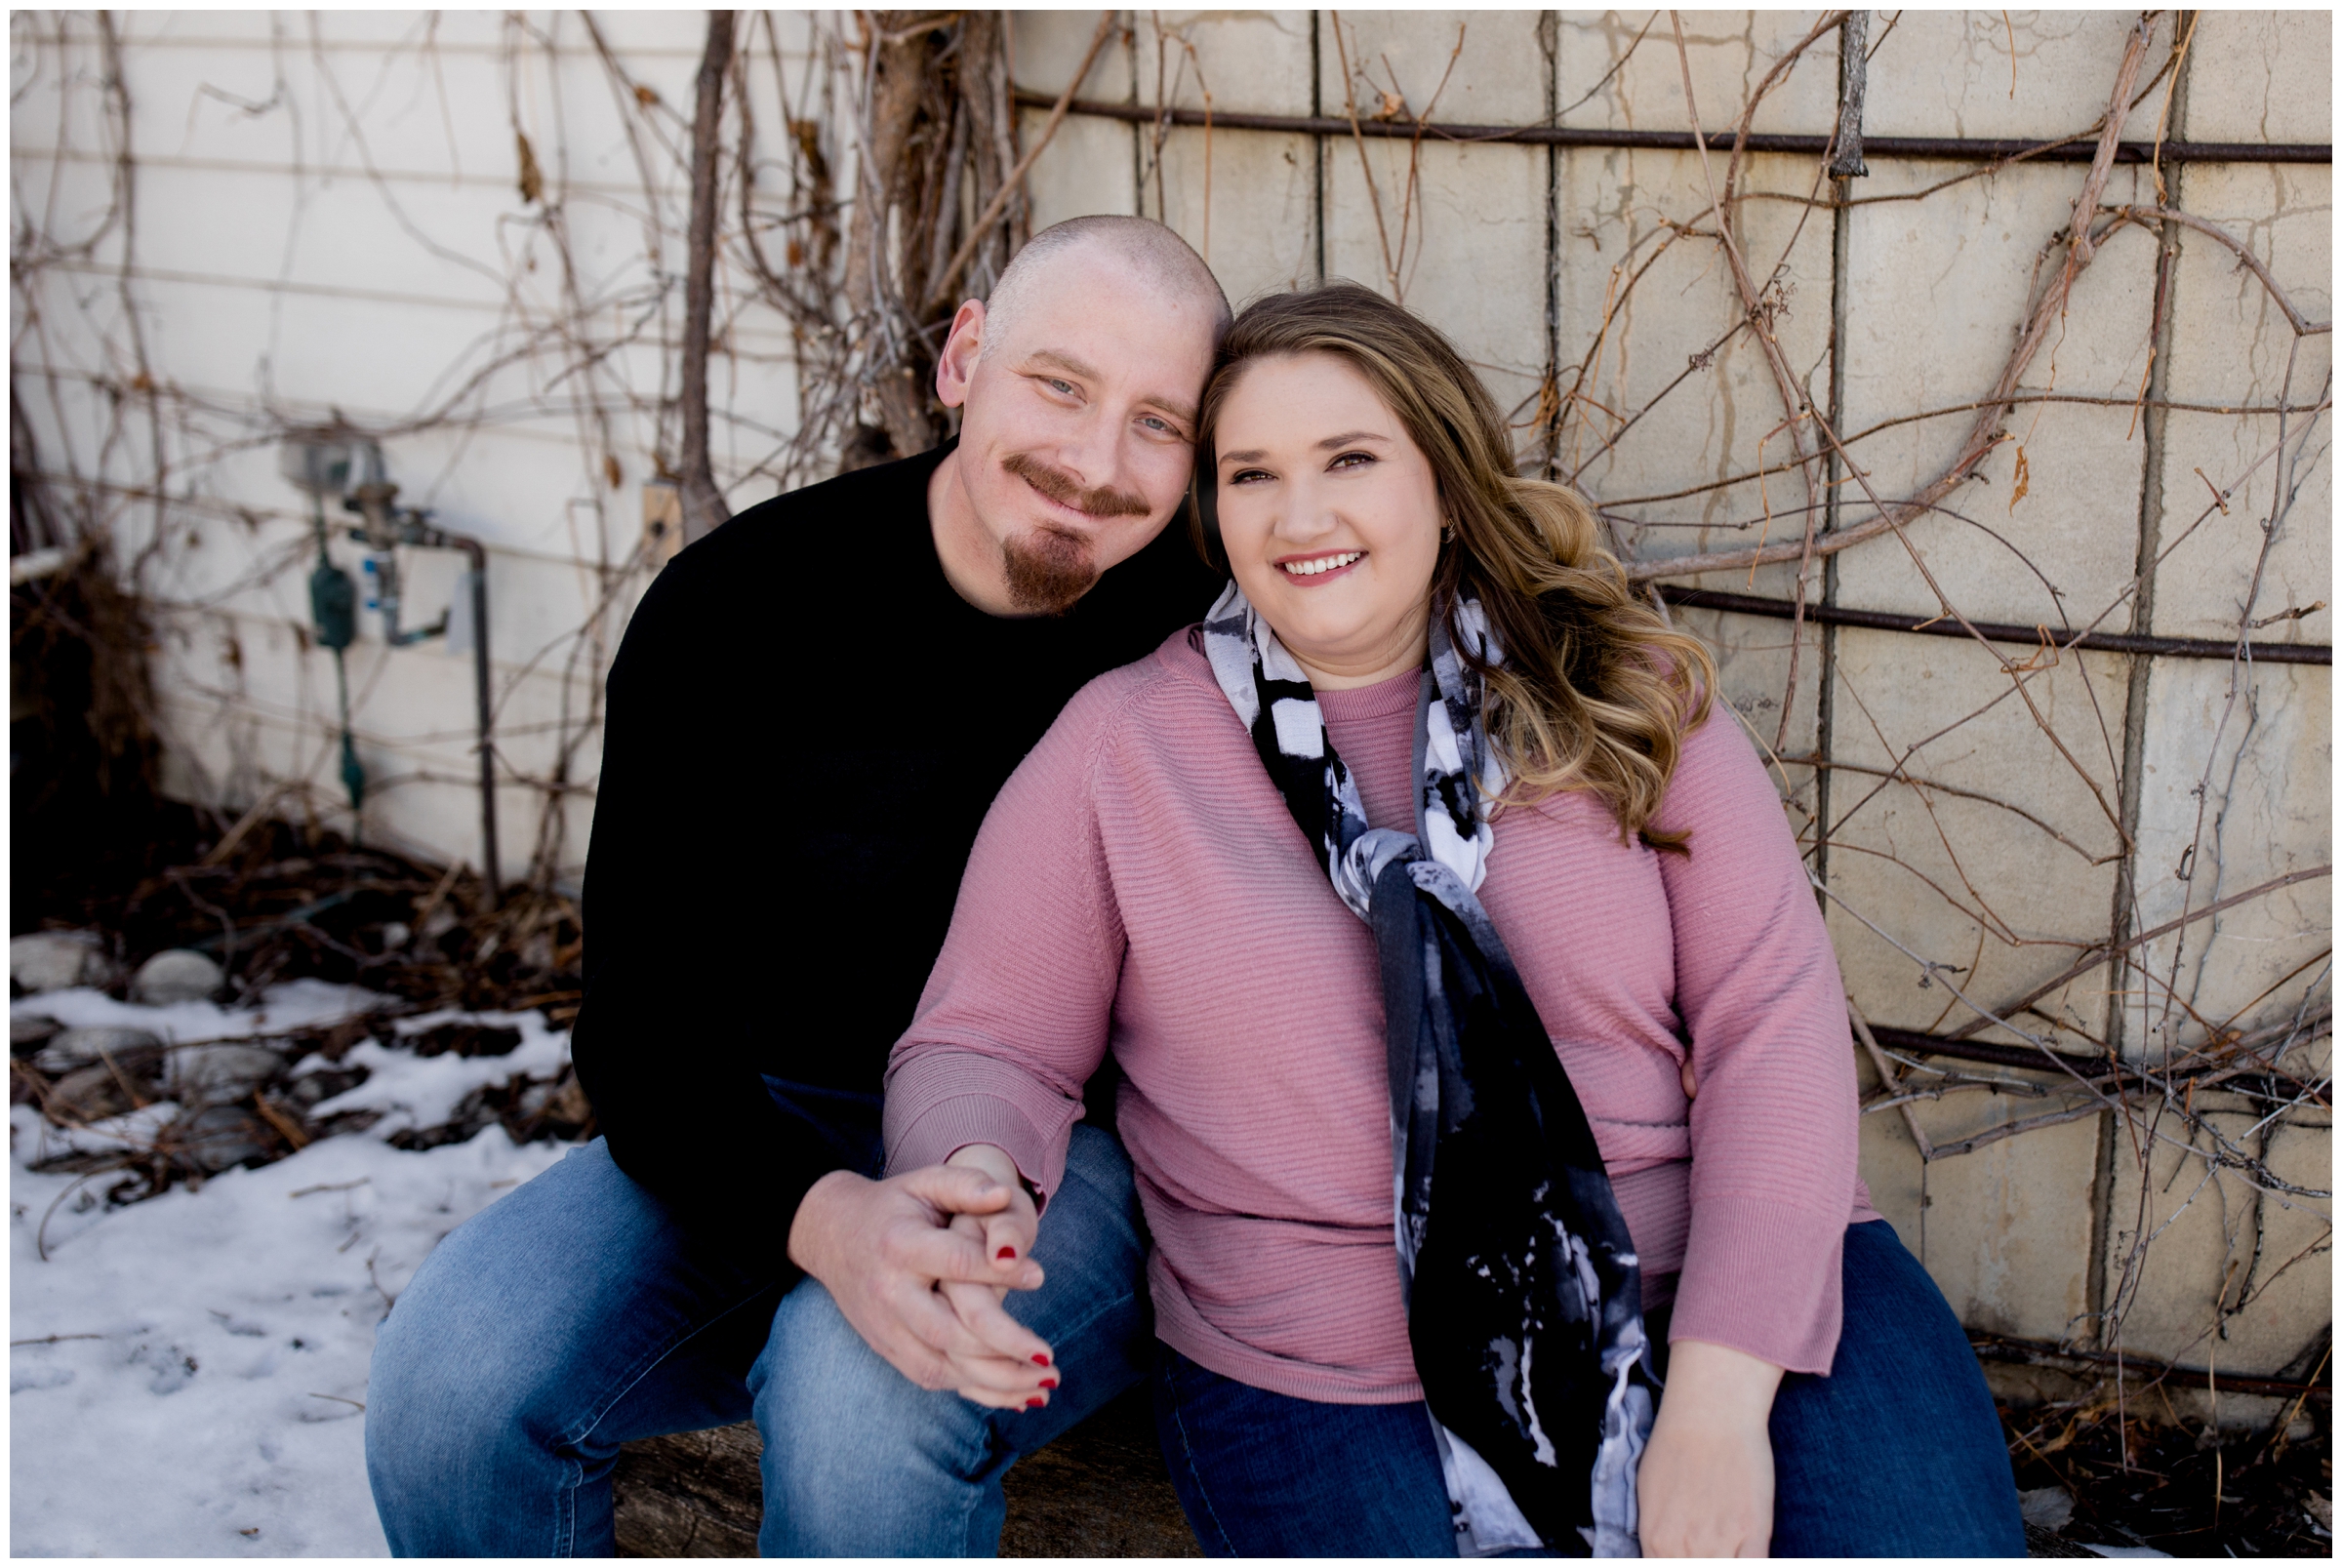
top-left (1000, 452), bottom-right (1152, 519)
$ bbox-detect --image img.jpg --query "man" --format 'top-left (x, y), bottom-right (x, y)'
top-left (364, 216), bottom-right (1230, 1555)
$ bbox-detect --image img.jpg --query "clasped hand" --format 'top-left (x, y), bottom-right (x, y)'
top-left (785, 1145), bottom-right (1057, 1411)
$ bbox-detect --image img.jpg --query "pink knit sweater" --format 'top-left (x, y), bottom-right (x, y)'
top-left (886, 630), bottom-right (1876, 1403)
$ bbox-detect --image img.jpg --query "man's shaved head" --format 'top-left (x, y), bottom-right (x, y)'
top-left (979, 215), bottom-right (1232, 361)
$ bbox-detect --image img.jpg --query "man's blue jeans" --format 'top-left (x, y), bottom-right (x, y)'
top-left (364, 1124), bottom-right (1151, 1555)
top-left (1151, 1219), bottom-right (2026, 1556)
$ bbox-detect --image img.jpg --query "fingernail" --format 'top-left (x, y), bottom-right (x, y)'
top-left (1039, 1377), bottom-right (1058, 1390)
top-left (996, 1245), bottom-right (1018, 1261)
top-left (1030, 1353), bottom-right (1050, 1367)
top-left (1025, 1395), bottom-right (1045, 1409)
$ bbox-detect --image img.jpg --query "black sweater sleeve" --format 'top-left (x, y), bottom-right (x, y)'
top-left (569, 538), bottom-right (829, 1267)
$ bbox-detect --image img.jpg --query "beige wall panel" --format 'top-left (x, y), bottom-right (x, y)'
top-left (1823, 626), bottom-right (2128, 1046)
top-left (1858, 11), bottom-right (2175, 141)
top-left (1020, 109), bottom-right (1138, 226)
top-left (1551, 11), bottom-right (1838, 137)
top-left (1322, 140), bottom-right (1549, 460)
top-left (2124, 658), bottom-right (2331, 1053)
top-left (1010, 10), bottom-right (1136, 100)
top-left (2152, 161), bottom-right (2331, 645)
top-left (1322, 11), bottom-right (1546, 126)
top-left (1554, 150), bottom-right (1833, 564)
top-left (1135, 10), bottom-right (1312, 119)
top-left (1667, 605), bottom-right (1825, 832)
top-left (2158, 163), bottom-right (2332, 405)
top-left (1147, 128), bottom-right (1317, 304)
top-left (1837, 160), bottom-right (2160, 624)
top-left (1878, 1093), bottom-right (2101, 1343)
top-left (2102, 1104), bottom-right (2331, 1378)
top-left (2179, 12), bottom-right (2334, 145)
top-left (2153, 409), bottom-right (2333, 650)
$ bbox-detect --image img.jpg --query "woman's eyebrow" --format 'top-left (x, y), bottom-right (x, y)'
top-left (1218, 429), bottom-right (1393, 465)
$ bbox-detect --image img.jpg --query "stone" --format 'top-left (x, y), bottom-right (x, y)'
top-left (2020, 1486), bottom-right (2076, 1532)
top-left (47, 1061), bottom-right (156, 1123)
top-left (12, 1016), bottom-right (62, 1058)
top-left (130, 949), bottom-right (225, 1006)
top-left (165, 1043), bottom-right (287, 1104)
top-left (34, 1025), bottom-right (164, 1076)
top-left (175, 1105), bottom-right (270, 1172)
top-left (11, 931), bottom-right (109, 994)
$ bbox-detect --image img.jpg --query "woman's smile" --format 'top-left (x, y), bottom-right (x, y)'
top-left (1275, 548), bottom-right (1364, 582)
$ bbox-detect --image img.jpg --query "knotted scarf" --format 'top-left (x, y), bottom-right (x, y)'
top-left (1200, 579), bottom-right (1658, 1557)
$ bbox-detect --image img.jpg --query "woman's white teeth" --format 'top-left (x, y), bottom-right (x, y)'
top-left (1282, 551), bottom-right (1361, 577)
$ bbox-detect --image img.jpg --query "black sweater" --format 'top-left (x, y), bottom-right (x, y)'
top-left (569, 445), bottom-right (1222, 1264)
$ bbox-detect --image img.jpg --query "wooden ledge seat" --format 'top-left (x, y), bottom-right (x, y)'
top-left (612, 1387), bottom-right (1200, 1556)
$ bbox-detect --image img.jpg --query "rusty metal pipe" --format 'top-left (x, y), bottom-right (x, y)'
top-left (1014, 89), bottom-right (2331, 166)
top-left (1659, 586), bottom-right (2331, 666)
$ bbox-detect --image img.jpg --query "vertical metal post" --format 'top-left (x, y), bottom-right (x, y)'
top-left (457, 539), bottom-right (500, 906)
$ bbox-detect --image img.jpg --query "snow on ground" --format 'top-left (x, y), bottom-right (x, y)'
top-left (10, 985), bottom-right (576, 1556)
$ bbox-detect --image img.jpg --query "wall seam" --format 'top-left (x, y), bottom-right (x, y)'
top-left (1311, 10), bottom-right (1325, 284)
top-left (1540, 11), bottom-right (1559, 476)
top-left (2092, 9), bottom-right (2196, 1349)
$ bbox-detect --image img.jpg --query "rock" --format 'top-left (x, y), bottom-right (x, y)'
top-left (175, 1105), bottom-right (270, 1172)
top-left (11, 931), bottom-right (110, 994)
top-left (165, 1043), bottom-right (287, 1104)
top-left (12, 1016), bottom-right (62, 1058)
top-left (131, 949), bottom-right (225, 1006)
top-left (285, 1064), bottom-right (368, 1108)
top-left (35, 1025), bottom-right (164, 1075)
top-left (47, 1061), bottom-right (156, 1122)
top-left (2020, 1486), bottom-right (2076, 1532)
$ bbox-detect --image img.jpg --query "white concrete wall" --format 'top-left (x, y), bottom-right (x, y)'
top-left (13, 9), bottom-right (827, 887)
top-left (15, 11), bottom-right (2329, 1391)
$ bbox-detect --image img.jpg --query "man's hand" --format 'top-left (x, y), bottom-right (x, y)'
top-left (1637, 1339), bottom-right (1783, 1557)
top-left (786, 1161), bottom-right (1056, 1411)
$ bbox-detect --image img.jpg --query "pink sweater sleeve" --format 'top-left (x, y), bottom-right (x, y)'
top-left (882, 673), bottom-right (1130, 1204)
top-left (1653, 708), bottom-right (1860, 1374)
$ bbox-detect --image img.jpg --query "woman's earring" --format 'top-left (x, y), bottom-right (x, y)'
top-left (1441, 523), bottom-right (1457, 543)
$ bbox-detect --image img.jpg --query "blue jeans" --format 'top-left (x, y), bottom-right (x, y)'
top-left (365, 1123), bottom-right (1151, 1555)
top-left (1152, 1219), bottom-right (2025, 1557)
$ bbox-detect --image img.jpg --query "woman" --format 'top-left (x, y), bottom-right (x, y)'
top-left (885, 284), bottom-right (2023, 1556)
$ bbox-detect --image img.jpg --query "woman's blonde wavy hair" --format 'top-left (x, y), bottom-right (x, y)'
top-left (1191, 282), bottom-right (1716, 850)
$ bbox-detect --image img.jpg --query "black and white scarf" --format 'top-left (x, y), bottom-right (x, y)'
top-left (1201, 580), bottom-right (1658, 1557)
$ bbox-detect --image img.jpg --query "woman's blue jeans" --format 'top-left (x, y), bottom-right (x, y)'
top-left (1151, 1219), bottom-right (2026, 1557)
top-left (364, 1124), bottom-right (1151, 1555)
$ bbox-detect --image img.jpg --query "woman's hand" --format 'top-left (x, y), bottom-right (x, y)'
top-left (1636, 1339), bottom-right (1784, 1557)
top-left (936, 1145), bottom-right (1059, 1411)
top-left (944, 1144), bottom-right (1042, 1273)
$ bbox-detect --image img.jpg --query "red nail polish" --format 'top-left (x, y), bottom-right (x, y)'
top-left (996, 1245), bottom-right (1017, 1261)
top-left (1039, 1378), bottom-right (1058, 1390)
top-left (1025, 1395), bottom-right (1044, 1409)
top-left (1031, 1353), bottom-right (1050, 1367)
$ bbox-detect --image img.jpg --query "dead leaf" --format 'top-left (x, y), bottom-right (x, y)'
top-left (633, 84), bottom-right (659, 108)
top-left (2007, 445), bottom-right (2030, 512)
top-left (515, 131), bottom-right (543, 205)
top-left (1368, 90), bottom-right (1408, 123)
top-left (603, 454), bottom-right (623, 490)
